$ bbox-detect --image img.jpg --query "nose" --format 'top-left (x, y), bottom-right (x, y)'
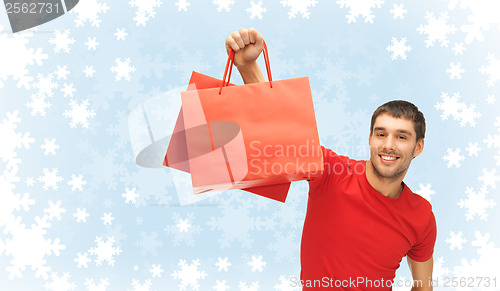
top-left (382, 135), bottom-right (396, 152)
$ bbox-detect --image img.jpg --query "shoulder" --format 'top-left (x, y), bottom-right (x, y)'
top-left (404, 184), bottom-right (435, 224)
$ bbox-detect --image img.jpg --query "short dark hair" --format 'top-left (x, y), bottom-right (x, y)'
top-left (370, 100), bottom-right (426, 141)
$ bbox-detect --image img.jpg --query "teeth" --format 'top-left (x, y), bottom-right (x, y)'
top-left (381, 155), bottom-right (396, 161)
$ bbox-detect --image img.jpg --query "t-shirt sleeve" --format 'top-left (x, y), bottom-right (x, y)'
top-left (407, 211), bottom-right (437, 262)
top-left (308, 146), bottom-right (350, 197)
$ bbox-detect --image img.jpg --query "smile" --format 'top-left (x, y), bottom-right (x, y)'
top-left (379, 154), bottom-right (400, 163)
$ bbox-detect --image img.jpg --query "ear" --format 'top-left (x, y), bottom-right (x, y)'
top-left (413, 138), bottom-right (424, 158)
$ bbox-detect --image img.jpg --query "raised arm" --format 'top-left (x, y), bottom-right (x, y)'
top-left (225, 27), bottom-right (266, 84)
top-left (408, 256), bottom-right (433, 291)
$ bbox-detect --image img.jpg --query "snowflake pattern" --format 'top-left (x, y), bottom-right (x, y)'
top-left (71, 0), bottom-right (110, 27)
top-left (386, 37), bottom-right (412, 60)
top-left (129, 0), bottom-right (163, 26)
top-left (49, 30), bottom-right (76, 54)
top-left (44, 272), bottom-right (76, 291)
top-left (417, 12), bottom-right (457, 47)
top-left (246, 1), bottom-right (267, 19)
top-left (110, 58), bottom-right (136, 81)
top-left (446, 231), bottom-right (467, 250)
top-left (390, 3), bottom-right (407, 20)
top-left (63, 99), bottom-right (96, 128)
top-left (0, 25), bottom-right (47, 89)
top-left (443, 148), bottom-right (465, 168)
top-left (434, 92), bottom-right (480, 127)
top-left (135, 231), bottom-right (163, 256)
top-left (121, 187), bottom-right (140, 204)
top-left (448, 0), bottom-right (500, 44)
top-left (43, 200), bottom-right (66, 221)
top-left (171, 259), bottom-right (207, 290)
top-left (73, 208), bottom-right (90, 223)
top-left (446, 62), bottom-right (465, 79)
top-left (336, 0), bottom-right (384, 23)
top-left (458, 186), bottom-right (496, 220)
top-left (40, 138), bottom-right (60, 155)
top-left (212, 0), bottom-right (235, 12)
top-left (479, 53), bottom-right (500, 87)
top-left (281, 0), bottom-right (318, 19)
top-left (164, 213), bottom-right (202, 247)
top-left (88, 236), bottom-right (122, 266)
top-left (0, 215), bottom-right (66, 279)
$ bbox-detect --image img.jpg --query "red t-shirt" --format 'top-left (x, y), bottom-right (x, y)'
top-left (300, 147), bottom-right (437, 290)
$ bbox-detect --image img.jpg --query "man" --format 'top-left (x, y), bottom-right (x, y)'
top-left (225, 28), bottom-right (437, 290)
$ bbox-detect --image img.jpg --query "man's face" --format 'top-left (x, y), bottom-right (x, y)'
top-left (368, 113), bottom-right (424, 181)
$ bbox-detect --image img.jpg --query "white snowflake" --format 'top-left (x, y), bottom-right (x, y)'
top-left (215, 257), bottom-right (231, 272)
top-left (453, 232), bottom-right (500, 288)
top-left (85, 37), bottom-right (99, 50)
top-left (33, 73), bottom-right (59, 98)
top-left (171, 259), bottom-right (207, 290)
top-left (0, 25), bottom-right (47, 89)
top-left (446, 231), bottom-right (467, 250)
top-left (247, 1), bottom-right (267, 19)
top-left (479, 53), bottom-right (500, 87)
top-left (61, 82), bottom-right (75, 98)
top-left (434, 92), bottom-right (480, 127)
top-left (150, 264), bottom-right (164, 278)
top-left (110, 58), bottom-right (136, 81)
top-left (49, 30), bottom-right (76, 53)
top-left (74, 252), bottom-right (91, 268)
top-left (44, 200), bottom-right (66, 221)
top-left (175, 0), bottom-right (190, 11)
top-left (128, 279), bottom-right (153, 291)
top-left (486, 94), bottom-right (496, 104)
top-left (71, 0), bottom-right (109, 27)
top-left (248, 254), bottom-right (267, 272)
top-left (135, 231), bottom-right (163, 256)
top-left (465, 142), bottom-right (481, 156)
top-left (25, 177), bottom-right (35, 187)
top-left (63, 99), bottom-right (96, 128)
top-left (448, 0), bottom-right (500, 44)
top-left (68, 174), bottom-right (87, 191)
top-left (478, 168), bottom-right (500, 191)
top-left (446, 62), bottom-right (465, 79)
top-left (44, 272), bottom-right (76, 291)
top-left (41, 138), bottom-right (60, 155)
top-left (26, 93), bottom-right (52, 117)
top-left (274, 275), bottom-right (300, 291)
top-left (390, 3), bottom-right (407, 20)
top-left (38, 168), bottom-right (63, 191)
top-left (443, 148), bottom-right (465, 168)
top-left (121, 187), bottom-right (139, 204)
top-left (484, 117), bottom-right (500, 165)
top-left (415, 183), bottom-right (436, 202)
top-left (164, 213), bottom-right (202, 246)
top-left (213, 280), bottom-right (230, 291)
top-left (417, 12), bottom-right (457, 47)
top-left (74, 208), bottom-right (90, 223)
top-left (0, 215), bottom-right (65, 279)
top-left (212, 0), bottom-right (235, 12)
top-left (0, 111), bottom-right (34, 167)
top-left (129, 0), bottom-right (163, 26)
top-left (280, 0), bottom-right (318, 19)
top-left (386, 37), bottom-right (412, 60)
top-left (84, 66), bottom-right (96, 77)
top-left (54, 65), bottom-right (70, 80)
top-left (452, 42), bottom-right (466, 55)
top-left (84, 278), bottom-right (110, 290)
top-left (433, 257), bottom-right (450, 283)
top-left (238, 281), bottom-right (260, 291)
top-left (114, 28), bottom-right (128, 40)
top-left (336, 0), bottom-right (384, 23)
top-left (458, 186), bottom-right (496, 220)
top-left (101, 213), bottom-right (114, 225)
top-left (88, 236), bottom-right (122, 266)
top-left (0, 169), bottom-right (35, 229)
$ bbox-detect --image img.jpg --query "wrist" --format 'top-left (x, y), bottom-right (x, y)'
top-left (236, 61), bottom-right (265, 84)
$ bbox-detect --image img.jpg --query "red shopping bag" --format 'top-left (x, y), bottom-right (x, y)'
top-left (179, 42), bottom-right (323, 195)
top-left (164, 71), bottom-right (291, 202)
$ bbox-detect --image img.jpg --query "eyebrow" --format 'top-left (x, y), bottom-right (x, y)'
top-left (373, 127), bottom-right (413, 136)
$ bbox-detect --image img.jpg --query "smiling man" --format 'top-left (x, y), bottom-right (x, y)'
top-left (225, 28), bottom-right (437, 290)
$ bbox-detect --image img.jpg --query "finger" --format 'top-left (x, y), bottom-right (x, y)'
top-left (254, 32), bottom-right (264, 47)
top-left (239, 27), bottom-right (250, 45)
top-left (225, 36), bottom-right (240, 53)
top-left (231, 31), bottom-right (245, 49)
top-left (248, 27), bottom-right (257, 43)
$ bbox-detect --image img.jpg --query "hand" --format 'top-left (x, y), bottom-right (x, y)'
top-left (225, 27), bottom-right (264, 68)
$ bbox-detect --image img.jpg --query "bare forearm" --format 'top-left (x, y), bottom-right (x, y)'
top-left (237, 61), bottom-right (265, 84)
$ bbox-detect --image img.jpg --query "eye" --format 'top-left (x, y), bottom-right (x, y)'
top-left (398, 136), bottom-right (406, 139)
top-left (377, 133), bottom-right (385, 137)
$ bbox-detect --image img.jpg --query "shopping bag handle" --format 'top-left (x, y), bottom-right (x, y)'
top-left (219, 40), bottom-right (273, 95)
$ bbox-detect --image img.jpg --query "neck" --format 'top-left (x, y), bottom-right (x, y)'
top-left (365, 160), bottom-right (405, 199)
